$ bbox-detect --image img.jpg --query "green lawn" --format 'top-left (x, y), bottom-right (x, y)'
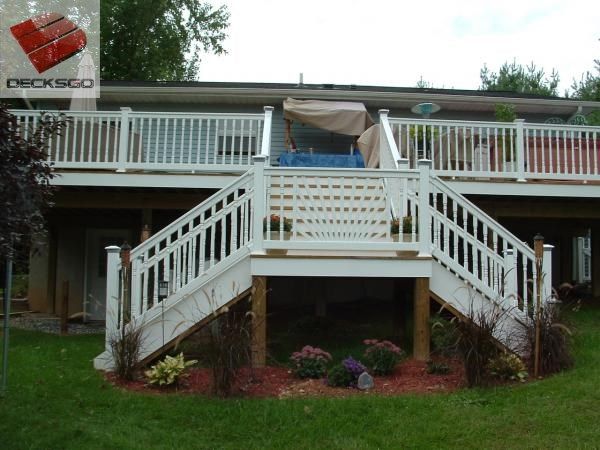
top-left (1, 307), bottom-right (599, 449)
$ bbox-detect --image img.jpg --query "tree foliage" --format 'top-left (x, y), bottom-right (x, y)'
top-left (480, 60), bottom-right (560, 96)
top-left (0, 106), bottom-right (66, 259)
top-left (571, 60), bottom-right (600, 101)
top-left (100, 0), bottom-right (230, 81)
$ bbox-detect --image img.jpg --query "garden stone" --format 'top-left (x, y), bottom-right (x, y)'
top-left (357, 372), bottom-right (374, 390)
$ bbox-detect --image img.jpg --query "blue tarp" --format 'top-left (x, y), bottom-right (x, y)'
top-left (279, 150), bottom-right (365, 168)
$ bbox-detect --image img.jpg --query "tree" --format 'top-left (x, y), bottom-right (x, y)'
top-left (571, 59), bottom-right (600, 125)
top-left (0, 106), bottom-right (66, 260)
top-left (480, 60), bottom-right (560, 96)
top-left (100, 0), bottom-right (230, 81)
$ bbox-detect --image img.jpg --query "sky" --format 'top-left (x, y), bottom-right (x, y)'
top-left (198, 0), bottom-right (600, 95)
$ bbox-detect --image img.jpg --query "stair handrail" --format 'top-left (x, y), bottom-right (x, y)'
top-left (430, 176), bottom-right (534, 258)
top-left (130, 169), bottom-right (254, 260)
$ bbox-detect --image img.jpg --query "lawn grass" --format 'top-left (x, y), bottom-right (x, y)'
top-left (1, 306), bottom-right (599, 449)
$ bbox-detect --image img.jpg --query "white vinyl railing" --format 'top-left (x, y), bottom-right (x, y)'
top-left (386, 116), bottom-right (600, 182)
top-left (11, 108), bottom-right (270, 172)
top-left (379, 111), bottom-right (552, 318)
top-left (429, 177), bottom-right (542, 317)
top-left (108, 170), bottom-right (255, 331)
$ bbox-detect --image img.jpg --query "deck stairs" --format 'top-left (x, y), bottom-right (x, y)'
top-left (94, 136), bottom-right (549, 371)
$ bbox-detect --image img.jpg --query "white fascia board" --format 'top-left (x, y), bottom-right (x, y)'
top-left (52, 172), bottom-right (239, 189)
top-left (447, 180), bottom-right (600, 198)
top-left (251, 255), bottom-right (432, 278)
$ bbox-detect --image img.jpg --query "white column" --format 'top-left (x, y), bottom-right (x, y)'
top-left (418, 159), bottom-right (431, 257)
top-left (116, 107), bottom-right (132, 173)
top-left (503, 249), bottom-right (518, 309)
top-left (252, 155), bottom-right (267, 253)
top-left (260, 106), bottom-right (274, 160)
top-left (514, 119), bottom-right (526, 182)
top-left (104, 246), bottom-right (121, 349)
top-left (543, 244), bottom-right (555, 303)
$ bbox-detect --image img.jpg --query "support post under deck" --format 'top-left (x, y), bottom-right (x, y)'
top-left (251, 276), bottom-right (267, 367)
top-left (413, 277), bottom-right (430, 361)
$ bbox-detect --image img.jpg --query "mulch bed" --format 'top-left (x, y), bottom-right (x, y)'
top-left (108, 358), bottom-right (465, 398)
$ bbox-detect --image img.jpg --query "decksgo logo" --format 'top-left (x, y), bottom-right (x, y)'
top-left (0, 0), bottom-right (99, 99)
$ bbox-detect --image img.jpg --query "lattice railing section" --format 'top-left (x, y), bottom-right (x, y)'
top-left (261, 167), bottom-right (422, 250)
top-left (120, 171), bottom-right (254, 327)
top-left (429, 177), bottom-right (537, 318)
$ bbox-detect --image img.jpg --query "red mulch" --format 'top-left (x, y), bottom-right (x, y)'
top-left (108, 358), bottom-right (466, 398)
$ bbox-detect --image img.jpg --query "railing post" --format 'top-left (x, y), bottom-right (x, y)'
top-left (417, 159), bottom-right (431, 257)
top-left (260, 106), bottom-right (274, 162)
top-left (543, 244), bottom-right (555, 303)
top-left (252, 155), bottom-right (267, 253)
top-left (116, 107), bottom-right (132, 173)
top-left (104, 246), bottom-right (121, 350)
top-left (503, 249), bottom-right (518, 309)
top-left (130, 256), bottom-right (141, 319)
top-left (514, 119), bottom-right (526, 182)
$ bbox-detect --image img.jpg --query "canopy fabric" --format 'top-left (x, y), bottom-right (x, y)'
top-left (283, 98), bottom-right (374, 136)
top-left (357, 124), bottom-right (381, 168)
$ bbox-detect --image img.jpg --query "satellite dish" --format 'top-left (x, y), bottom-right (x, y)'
top-left (411, 102), bottom-right (441, 118)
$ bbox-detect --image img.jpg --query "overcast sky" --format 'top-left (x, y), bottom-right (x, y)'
top-left (198, 0), bottom-right (599, 95)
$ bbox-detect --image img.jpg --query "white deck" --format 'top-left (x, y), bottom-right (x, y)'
top-left (11, 108), bottom-right (600, 196)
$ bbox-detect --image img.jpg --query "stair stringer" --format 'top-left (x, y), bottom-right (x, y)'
top-left (430, 261), bottom-right (526, 355)
top-left (94, 248), bottom-right (252, 370)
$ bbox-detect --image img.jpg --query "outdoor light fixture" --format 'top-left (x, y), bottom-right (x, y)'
top-left (158, 280), bottom-right (169, 299)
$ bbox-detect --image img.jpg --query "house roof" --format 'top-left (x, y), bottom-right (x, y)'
top-left (96, 80), bottom-right (600, 116)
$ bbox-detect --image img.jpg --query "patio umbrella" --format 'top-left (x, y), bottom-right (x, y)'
top-left (69, 50), bottom-right (97, 111)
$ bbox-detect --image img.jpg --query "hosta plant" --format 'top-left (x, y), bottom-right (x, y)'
top-left (486, 352), bottom-right (528, 382)
top-left (289, 345), bottom-right (332, 379)
top-left (363, 339), bottom-right (405, 375)
top-left (145, 353), bottom-right (197, 387)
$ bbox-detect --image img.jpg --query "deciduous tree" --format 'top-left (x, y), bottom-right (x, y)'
top-left (100, 0), bottom-right (229, 81)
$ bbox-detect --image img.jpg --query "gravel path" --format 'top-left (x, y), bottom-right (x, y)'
top-left (3, 315), bottom-right (105, 335)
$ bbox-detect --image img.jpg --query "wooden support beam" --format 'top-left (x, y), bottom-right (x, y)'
top-left (251, 276), bottom-right (267, 368)
top-left (413, 277), bottom-right (430, 361)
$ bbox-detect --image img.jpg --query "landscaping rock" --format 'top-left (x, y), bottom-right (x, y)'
top-left (357, 372), bottom-right (374, 390)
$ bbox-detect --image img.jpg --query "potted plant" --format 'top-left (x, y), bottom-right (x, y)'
top-left (495, 104), bottom-right (517, 172)
top-left (263, 214), bottom-right (292, 254)
top-left (263, 214), bottom-right (292, 234)
top-left (391, 216), bottom-right (416, 242)
top-left (409, 125), bottom-right (439, 159)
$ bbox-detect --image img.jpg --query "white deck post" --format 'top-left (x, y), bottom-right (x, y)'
top-left (260, 106), bottom-right (274, 162)
top-left (105, 246), bottom-right (121, 349)
top-left (543, 244), bottom-right (554, 303)
top-left (418, 159), bottom-right (432, 257)
top-left (514, 119), bottom-right (526, 182)
top-left (130, 256), bottom-right (141, 318)
top-left (116, 107), bottom-right (132, 173)
top-left (252, 155), bottom-right (267, 253)
top-left (503, 249), bottom-right (518, 309)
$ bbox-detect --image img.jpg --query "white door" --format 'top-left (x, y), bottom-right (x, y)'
top-left (85, 229), bottom-right (132, 321)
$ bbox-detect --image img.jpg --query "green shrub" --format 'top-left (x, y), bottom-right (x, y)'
top-left (327, 363), bottom-right (355, 387)
top-left (289, 346), bottom-right (332, 379)
top-left (362, 339), bottom-right (405, 375)
top-left (486, 352), bottom-right (527, 382)
top-left (145, 353), bottom-right (197, 387)
top-left (426, 360), bottom-right (451, 375)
